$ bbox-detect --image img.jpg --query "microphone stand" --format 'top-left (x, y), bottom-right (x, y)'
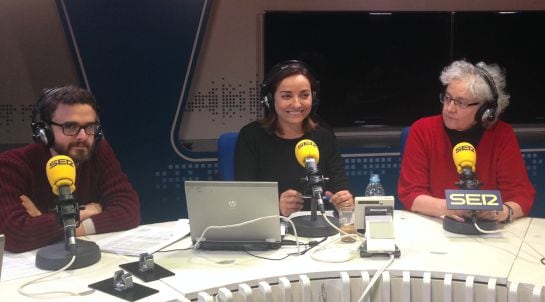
top-left (443, 167), bottom-right (497, 235)
top-left (288, 164), bottom-right (339, 237)
top-left (35, 187), bottom-right (101, 270)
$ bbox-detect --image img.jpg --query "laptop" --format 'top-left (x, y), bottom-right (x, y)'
top-left (0, 234), bottom-right (4, 280)
top-left (184, 181), bottom-right (282, 250)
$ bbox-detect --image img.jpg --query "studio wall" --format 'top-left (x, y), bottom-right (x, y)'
top-left (1, 0), bottom-right (544, 222)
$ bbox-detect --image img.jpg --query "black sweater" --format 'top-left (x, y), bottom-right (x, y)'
top-left (234, 121), bottom-right (352, 210)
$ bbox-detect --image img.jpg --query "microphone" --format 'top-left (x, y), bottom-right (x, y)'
top-left (46, 155), bottom-right (79, 253)
top-left (285, 140), bottom-right (337, 238)
top-left (46, 155), bottom-right (76, 196)
top-left (295, 139), bottom-right (327, 213)
top-left (452, 141), bottom-right (476, 174)
top-left (452, 142), bottom-right (480, 190)
top-left (36, 156), bottom-right (100, 270)
top-left (444, 142), bottom-right (501, 235)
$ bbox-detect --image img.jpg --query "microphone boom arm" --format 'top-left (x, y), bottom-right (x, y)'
top-left (300, 158), bottom-right (329, 214)
top-left (55, 185), bottom-right (80, 253)
top-left (455, 166), bottom-right (482, 190)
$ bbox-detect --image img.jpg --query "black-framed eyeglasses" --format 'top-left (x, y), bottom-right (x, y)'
top-left (439, 93), bottom-right (481, 109)
top-left (49, 121), bottom-right (100, 136)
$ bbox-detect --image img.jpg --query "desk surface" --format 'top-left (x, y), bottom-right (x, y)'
top-left (509, 218), bottom-right (545, 286)
top-left (1, 210), bottom-right (544, 301)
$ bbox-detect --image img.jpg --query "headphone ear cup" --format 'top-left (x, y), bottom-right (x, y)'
top-left (261, 92), bottom-right (273, 114)
top-left (31, 122), bottom-right (54, 148)
top-left (482, 107), bottom-right (496, 122)
top-left (311, 91), bottom-right (319, 113)
top-left (260, 60), bottom-right (320, 114)
top-left (475, 103), bottom-right (496, 123)
top-left (474, 65), bottom-right (499, 123)
top-left (95, 123), bottom-right (104, 142)
top-left (31, 107), bottom-right (54, 148)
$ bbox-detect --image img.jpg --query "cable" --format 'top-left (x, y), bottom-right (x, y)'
top-left (17, 255), bottom-right (94, 298)
top-left (322, 212), bottom-right (365, 243)
top-left (503, 228), bottom-right (545, 266)
top-left (155, 247), bottom-right (194, 253)
top-left (470, 219), bottom-right (545, 266)
top-left (308, 213), bottom-right (364, 263)
top-left (470, 214), bottom-right (502, 234)
top-left (473, 221), bottom-right (502, 234)
top-left (243, 237), bottom-right (328, 261)
top-left (357, 253), bottom-right (395, 302)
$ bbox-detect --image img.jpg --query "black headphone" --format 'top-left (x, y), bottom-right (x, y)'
top-left (31, 87), bottom-right (104, 148)
top-left (474, 66), bottom-right (499, 123)
top-left (260, 60), bottom-right (320, 114)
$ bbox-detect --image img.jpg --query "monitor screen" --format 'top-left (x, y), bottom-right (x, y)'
top-left (264, 11), bottom-right (545, 127)
top-left (453, 11), bottom-right (545, 124)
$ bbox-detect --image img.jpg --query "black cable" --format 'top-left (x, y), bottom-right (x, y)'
top-left (541, 257), bottom-right (545, 265)
top-left (243, 237), bottom-right (328, 261)
top-left (154, 247), bottom-right (194, 253)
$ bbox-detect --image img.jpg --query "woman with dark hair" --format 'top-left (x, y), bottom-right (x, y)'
top-left (235, 60), bottom-right (354, 217)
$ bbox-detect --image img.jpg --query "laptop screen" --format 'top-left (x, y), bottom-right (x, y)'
top-left (184, 181), bottom-right (281, 249)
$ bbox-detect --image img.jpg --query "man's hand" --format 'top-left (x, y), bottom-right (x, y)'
top-left (79, 202), bottom-right (103, 221)
top-left (20, 195), bottom-right (42, 217)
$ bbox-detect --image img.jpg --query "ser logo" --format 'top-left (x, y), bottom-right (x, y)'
top-left (296, 140), bottom-right (316, 150)
top-left (454, 144), bottom-right (475, 154)
top-left (48, 158), bottom-right (75, 168)
top-left (445, 189), bottom-right (503, 210)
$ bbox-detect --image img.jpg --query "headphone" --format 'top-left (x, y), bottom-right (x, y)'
top-left (31, 87), bottom-right (104, 148)
top-left (474, 66), bottom-right (499, 123)
top-left (260, 60), bottom-right (320, 114)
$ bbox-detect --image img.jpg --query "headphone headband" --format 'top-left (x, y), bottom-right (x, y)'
top-left (31, 86), bottom-right (104, 148)
top-left (260, 60), bottom-right (320, 114)
top-left (474, 65), bottom-right (499, 123)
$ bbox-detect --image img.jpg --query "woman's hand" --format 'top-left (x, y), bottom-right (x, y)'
top-left (325, 190), bottom-right (354, 211)
top-left (279, 189), bottom-right (304, 216)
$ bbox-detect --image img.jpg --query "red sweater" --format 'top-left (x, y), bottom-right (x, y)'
top-left (0, 141), bottom-right (140, 252)
top-left (398, 115), bottom-right (535, 215)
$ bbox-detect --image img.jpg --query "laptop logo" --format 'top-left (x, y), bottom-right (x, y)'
top-left (228, 200), bottom-right (237, 208)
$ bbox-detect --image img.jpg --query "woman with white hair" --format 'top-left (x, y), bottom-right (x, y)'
top-left (398, 59), bottom-right (534, 223)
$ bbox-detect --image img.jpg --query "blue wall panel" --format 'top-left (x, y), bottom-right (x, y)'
top-left (63, 0), bottom-right (213, 223)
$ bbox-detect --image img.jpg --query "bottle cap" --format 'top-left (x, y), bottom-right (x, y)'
top-left (370, 174), bottom-right (380, 182)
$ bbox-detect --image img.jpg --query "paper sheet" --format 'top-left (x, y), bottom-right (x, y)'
top-left (96, 221), bottom-right (190, 256)
top-left (1, 251), bottom-right (49, 281)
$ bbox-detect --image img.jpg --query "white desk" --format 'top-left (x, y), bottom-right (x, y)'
top-left (1, 211), bottom-right (544, 302)
top-left (159, 211), bottom-right (535, 301)
top-left (508, 218), bottom-right (545, 300)
top-left (0, 222), bottom-right (185, 302)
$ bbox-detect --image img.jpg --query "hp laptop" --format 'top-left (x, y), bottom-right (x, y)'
top-left (184, 181), bottom-right (282, 250)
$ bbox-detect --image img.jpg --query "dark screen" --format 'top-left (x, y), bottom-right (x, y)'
top-left (264, 11), bottom-right (545, 127)
top-left (453, 11), bottom-right (545, 124)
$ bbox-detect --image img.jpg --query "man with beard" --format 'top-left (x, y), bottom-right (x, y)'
top-left (0, 86), bottom-right (140, 252)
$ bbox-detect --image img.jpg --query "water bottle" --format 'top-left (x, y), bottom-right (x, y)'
top-left (364, 174), bottom-right (385, 196)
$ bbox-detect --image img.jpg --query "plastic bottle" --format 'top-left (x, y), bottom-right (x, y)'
top-left (364, 174), bottom-right (385, 196)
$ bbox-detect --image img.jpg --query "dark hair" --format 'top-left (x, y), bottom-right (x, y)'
top-left (259, 61), bottom-right (319, 134)
top-left (38, 85), bottom-right (99, 122)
